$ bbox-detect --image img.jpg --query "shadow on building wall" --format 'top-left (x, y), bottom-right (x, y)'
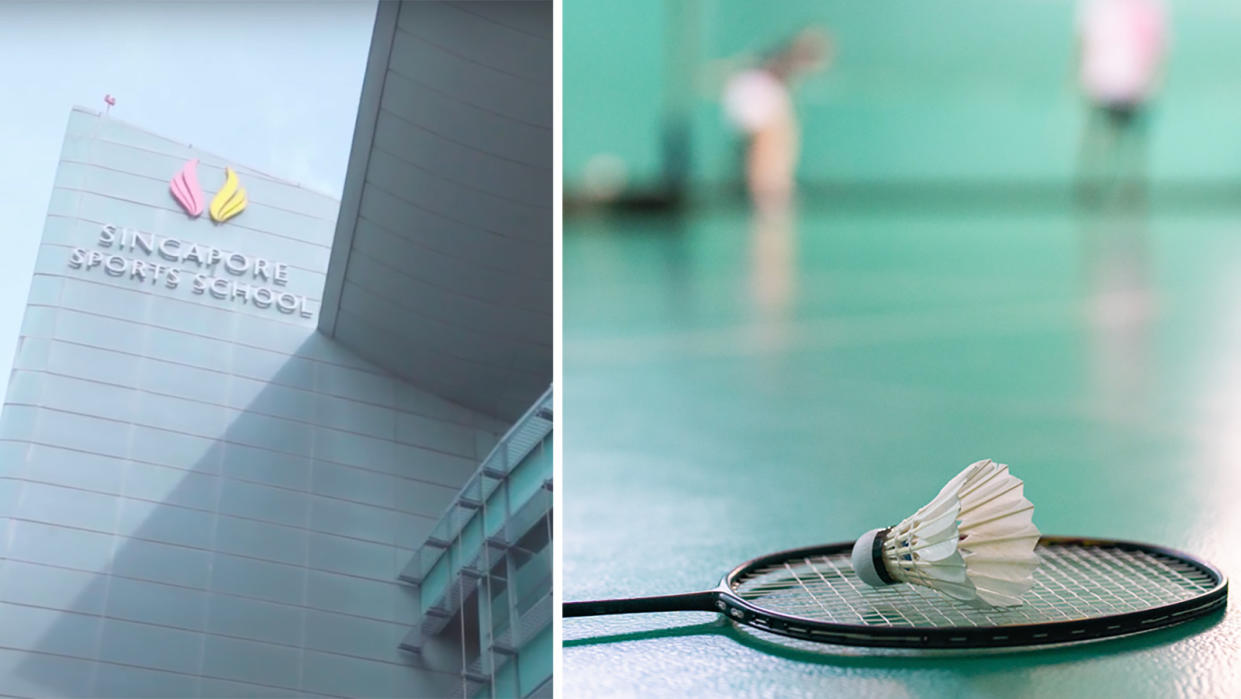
top-left (7, 331), bottom-right (494, 697)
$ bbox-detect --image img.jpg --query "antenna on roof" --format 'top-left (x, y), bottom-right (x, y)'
top-left (104, 94), bottom-right (116, 115)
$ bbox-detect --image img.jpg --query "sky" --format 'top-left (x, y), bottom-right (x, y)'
top-left (0, 0), bottom-right (377, 399)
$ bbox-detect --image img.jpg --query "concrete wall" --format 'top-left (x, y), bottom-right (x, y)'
top-left (0, 108), bottom-right (506, 697)
top-left (323, 0), bottom-right (552, 422)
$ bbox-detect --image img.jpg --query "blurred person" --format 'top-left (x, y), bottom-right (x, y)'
top-left (1075, 0), bottom-right (1168, 204)
top-left (723, 28), bottom-right (831, 212)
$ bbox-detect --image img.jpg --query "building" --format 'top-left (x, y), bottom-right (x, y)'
top-left (0, 3), bottom-right (551, 697)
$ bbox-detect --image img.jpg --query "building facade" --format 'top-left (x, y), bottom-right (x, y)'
top-left (324, 2), bottom-right (553, 695)
top-left (0, 104), bottom-right (547, 697)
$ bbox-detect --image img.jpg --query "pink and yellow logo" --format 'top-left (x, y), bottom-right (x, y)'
top-left (169, 159), bottom-right (248, 223)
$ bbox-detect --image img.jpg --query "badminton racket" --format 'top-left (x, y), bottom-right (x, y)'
top-left (564, 536), bottom-right (1227, 649)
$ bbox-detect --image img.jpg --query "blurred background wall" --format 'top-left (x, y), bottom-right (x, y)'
top-left (565, 0), bottom-right (1241, 199)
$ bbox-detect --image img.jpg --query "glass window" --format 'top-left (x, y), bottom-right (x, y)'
top-left (485, 481), bottom-right (508, 538)
top-left (460, 510), bottom-right (483, 565)
top-left (420, 547), bottom-right (452, 611)
top-left (507, 436), bottom-right (550, 510)
top-left (492, 657), bottom-right (517, 699)
top-left (488, 558), bottom-right (511, 637)
top-left (517, 625), bottom-right (552, 697)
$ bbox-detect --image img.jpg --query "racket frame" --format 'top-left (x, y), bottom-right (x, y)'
top-left (565, 536), bottom-right (1228, 649)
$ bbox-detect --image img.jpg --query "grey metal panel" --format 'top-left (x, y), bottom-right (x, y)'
top-left (453, 1), bottom-right (552, 40)
top-left (385, 23), bottom-right (548, 127)
top-left (364, 148), bottom-right (549, 243)
top-left (380, 71), bottom-right (549, 166)
top-left (372, 110), bottom-right (545, 204)
top-left (320, 1), bottom-right (551, 422)
top-left (357, 184), bottom-right (545, 280)
top-left (341, 252), bottom-right (549, 344)
top-left (395, 0), bottom-right (549, 84)
top-left (350, 216), bottom-right (546, 305)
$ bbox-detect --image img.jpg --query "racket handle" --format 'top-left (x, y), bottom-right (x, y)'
top-left (564, 591), bottom-right (719, 617)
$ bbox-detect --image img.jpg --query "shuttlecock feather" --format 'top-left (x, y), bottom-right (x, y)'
top-left (850, 459), bottom-right (1041, 606)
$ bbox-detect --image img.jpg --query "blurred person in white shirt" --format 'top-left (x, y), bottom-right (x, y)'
top-left (723, 28), bottom-right (831, 212)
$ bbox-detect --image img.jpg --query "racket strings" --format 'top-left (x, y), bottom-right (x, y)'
top-left (731, 544), bottom-right (1215, 629)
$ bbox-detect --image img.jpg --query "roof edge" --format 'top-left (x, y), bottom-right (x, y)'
top-left (318, 0), bottom-right (401, 338)
top-left (68, 105), bottom-right (338, 198)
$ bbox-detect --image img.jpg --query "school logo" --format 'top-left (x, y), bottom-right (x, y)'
top-left (64, 153), bottom-right (314, 318)
top-left (169, 158), bottom-right (248, 223)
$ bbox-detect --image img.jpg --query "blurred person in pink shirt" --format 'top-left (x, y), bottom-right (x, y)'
top-left (1075, 0), bottom-right (1168, 204)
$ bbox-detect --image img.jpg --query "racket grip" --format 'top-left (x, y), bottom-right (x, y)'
top-left (564, 590), bottom-right (719, 617)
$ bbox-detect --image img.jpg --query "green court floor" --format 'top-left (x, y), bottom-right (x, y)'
top-left (563, 202), bottom-right (1240, 697)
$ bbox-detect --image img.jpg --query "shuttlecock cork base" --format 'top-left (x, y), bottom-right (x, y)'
top-left (850, 459), bottom-right (1041, 607)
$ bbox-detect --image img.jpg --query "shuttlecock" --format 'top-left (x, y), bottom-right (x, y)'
top-left (850, 459), bottom-right (1041, 606)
